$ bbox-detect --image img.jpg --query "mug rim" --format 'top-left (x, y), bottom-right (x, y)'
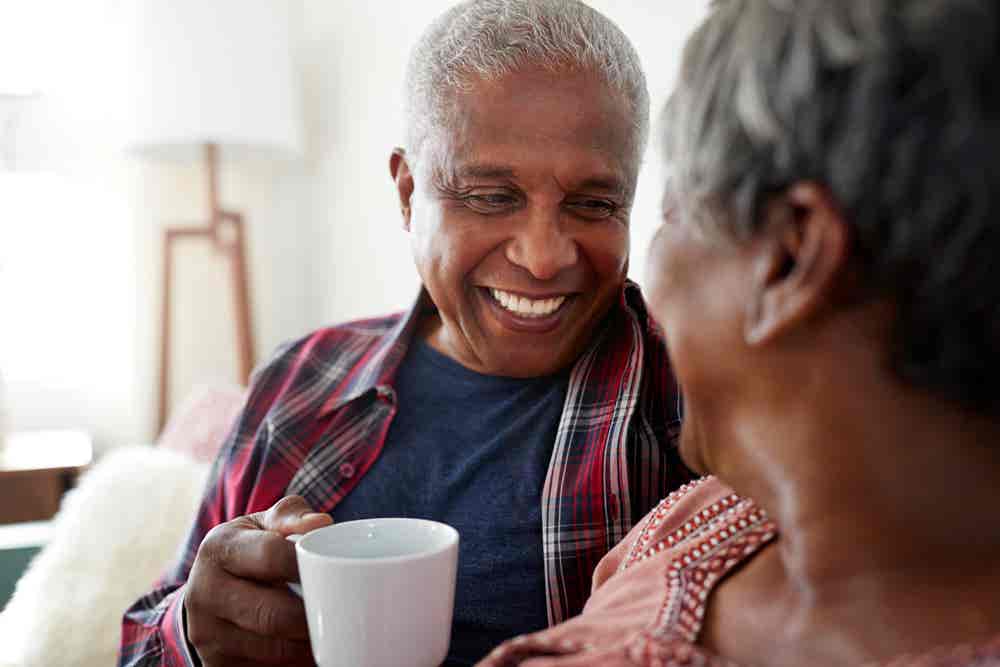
top-left (295, 517), bottom-right (459, 565)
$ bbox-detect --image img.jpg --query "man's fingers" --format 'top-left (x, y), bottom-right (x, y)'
top-left (203, 497), bottom-right (331, 584)
top-left (193, 615), bottom-right (314, 666)
top-left (205, 525), bottom-right (301, 582)
top-left (249, 495), bottom-right (333, 537)
top-left (185, 570), bottom-right (309, 643)
top-left (215, 575), bottom-right (309, 640)
top-left (188, 499), bottom-right (331, 667)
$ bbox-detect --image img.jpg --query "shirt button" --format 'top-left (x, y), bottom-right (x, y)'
top-left (339, 462), bottom-right (356, 479)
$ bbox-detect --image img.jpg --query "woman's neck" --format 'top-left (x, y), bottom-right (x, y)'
top-left (715, 363), bottom-right (1000, 661)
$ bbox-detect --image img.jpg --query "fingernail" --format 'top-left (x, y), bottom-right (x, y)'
top-left (303, 512), bottom-right (329, 521)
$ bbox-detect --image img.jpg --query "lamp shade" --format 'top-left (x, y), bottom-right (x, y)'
top-left (0, 3), bottom-right (45, 97)
top-left (123, 0), bottom-right (303, 162)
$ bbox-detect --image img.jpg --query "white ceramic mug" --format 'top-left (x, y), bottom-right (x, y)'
top-left (288, 518), bottom-right (459, 667)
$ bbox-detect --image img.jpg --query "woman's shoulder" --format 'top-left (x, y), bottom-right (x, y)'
top-left (593, 476), bottom-right (744, 589)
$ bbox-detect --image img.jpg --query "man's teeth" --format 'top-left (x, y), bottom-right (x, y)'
top-left (490, 288), bottom-right (567, 318)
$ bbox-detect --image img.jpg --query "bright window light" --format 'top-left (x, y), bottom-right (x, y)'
top-left (0, 172), bottom-right (135, 411)
top-left (0, 2), bottom-right (48, 96)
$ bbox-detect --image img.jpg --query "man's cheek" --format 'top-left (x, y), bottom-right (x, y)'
top-left (582, 237), bottom-right (629, 282)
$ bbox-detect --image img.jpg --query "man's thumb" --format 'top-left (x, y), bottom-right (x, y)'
top-left (260, 495), bottom-right (333, 536)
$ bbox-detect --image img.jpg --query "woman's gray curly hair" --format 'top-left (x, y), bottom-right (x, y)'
top-left (664, 0), bottom-right (1000, 415)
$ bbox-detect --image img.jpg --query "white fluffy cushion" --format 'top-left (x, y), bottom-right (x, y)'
top-left (0, 446), bottom-right (209, 667)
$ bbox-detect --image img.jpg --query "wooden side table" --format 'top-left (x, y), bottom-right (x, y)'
top-left (0, 430), bottom-right (93, 525)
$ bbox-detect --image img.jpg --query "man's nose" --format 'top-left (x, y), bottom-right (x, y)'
top-left (505, 210), bottom-right (579, 281)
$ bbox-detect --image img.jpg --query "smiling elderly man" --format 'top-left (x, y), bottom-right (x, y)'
top-left (120, 1), bottom-right (691, 666)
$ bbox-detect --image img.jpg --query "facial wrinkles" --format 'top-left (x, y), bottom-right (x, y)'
top-left (431, 169), bottom-right (477, 205)
top-left (435, 164), bottom-right (518, 208)
top-left (432, 149), bottom-right (631, 251)
top-left (423, 139), bottom-right (460, 197)
top-left (552, 170), bottom-right (632, 215)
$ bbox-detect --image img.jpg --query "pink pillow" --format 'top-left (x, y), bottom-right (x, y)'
top-left (157, 384), bottom-right (247, 463)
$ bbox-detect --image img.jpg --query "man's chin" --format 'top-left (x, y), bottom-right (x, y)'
top-left (481, 344), bottom-right (580, 379)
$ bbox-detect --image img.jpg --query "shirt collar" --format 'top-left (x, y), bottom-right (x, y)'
top-left (317, 287), bottom-right (433, 417)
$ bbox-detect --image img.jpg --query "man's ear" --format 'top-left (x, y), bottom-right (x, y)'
top-left (389, 148), bottom-right (415, 231)
top-left (744, 183), bottom-right (851, 346)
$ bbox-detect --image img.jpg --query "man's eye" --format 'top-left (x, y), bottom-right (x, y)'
top-left (567, 198), bottom-right (618, 220)
top-left (464, 193), bottom-right (517, 213)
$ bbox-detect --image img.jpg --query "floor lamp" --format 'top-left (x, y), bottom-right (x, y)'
top-left (123, 0), bottom-right (303, 434)
top-left (157, 145), bottom-right (257, 434)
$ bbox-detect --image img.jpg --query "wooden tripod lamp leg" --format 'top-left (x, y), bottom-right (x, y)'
top-left (156, 223), bottom-right (255, 436)
top-left (225, 213), bottom-right (255, 386)
top-left (155, 144), bottom-right (255, 437)
top-left (157, 229), bottom-right (174, 436)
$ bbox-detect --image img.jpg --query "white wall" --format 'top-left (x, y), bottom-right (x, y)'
top-left (0, 0), bottom-right (147, 451)
top-left (298, 0), bottom-right (709, 327)
top-left (1, 0), bottom-right (318, 450)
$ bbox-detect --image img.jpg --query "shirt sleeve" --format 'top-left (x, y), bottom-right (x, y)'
top-left (118, 584), bottom-right (200, 667)
top-left (117, 435), bottom-right (238, 667)
top-left (118, 339), bottom-right (307, 667)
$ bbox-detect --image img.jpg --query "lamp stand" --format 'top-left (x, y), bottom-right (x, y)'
top-left (157, 143), bottom-right (255, 435)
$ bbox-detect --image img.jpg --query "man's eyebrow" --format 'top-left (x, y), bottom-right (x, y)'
top-left (575, 176), bottom-right (628, 196)
top-left (449, 164), bottom-right (629, 195)
top-left (455, 164), bottom-right (517, 179)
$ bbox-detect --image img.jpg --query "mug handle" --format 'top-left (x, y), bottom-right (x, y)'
top-left (286, 534), bottom-right (303, 598)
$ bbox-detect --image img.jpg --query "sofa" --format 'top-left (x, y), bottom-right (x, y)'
top-left (0, 384), bottom-right (244, 667)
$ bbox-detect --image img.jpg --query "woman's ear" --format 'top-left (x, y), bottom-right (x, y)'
top-left (744, 183), bottom-right (852, 346)
top-left (389, 148), bottom-right (415, 231)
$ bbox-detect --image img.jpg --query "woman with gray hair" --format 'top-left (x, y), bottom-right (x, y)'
top-left (479, 0), bottom-right (1000, 665)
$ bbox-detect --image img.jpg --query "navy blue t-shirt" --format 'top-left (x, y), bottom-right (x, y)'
top-left (332, 338), bottom-right (569, 665)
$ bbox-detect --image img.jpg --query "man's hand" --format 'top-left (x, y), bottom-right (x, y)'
top-left (184, 496), bottom-right (333, 666)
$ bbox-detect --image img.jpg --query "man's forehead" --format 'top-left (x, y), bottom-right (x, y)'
top-left (420, 68), bottom-right (637, 177)
top-left (453, 159), bottom-right (629, 193)
top-left (430, 113), bottom-right (635, 187)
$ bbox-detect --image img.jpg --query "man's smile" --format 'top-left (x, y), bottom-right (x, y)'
top-left (489, 288), bottom-right (568, 318)
top-left (479, 286), bottom-right (576, 334)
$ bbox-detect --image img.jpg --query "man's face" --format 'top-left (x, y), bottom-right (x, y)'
top-left (393, 68), bottom-right (636, 377)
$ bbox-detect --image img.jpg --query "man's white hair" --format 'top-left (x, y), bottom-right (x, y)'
top-left (403, 0), bottom-right (650, 173)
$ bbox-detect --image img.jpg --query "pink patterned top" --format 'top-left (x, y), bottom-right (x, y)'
top-left (477, 476), bottom-right (1000, 667)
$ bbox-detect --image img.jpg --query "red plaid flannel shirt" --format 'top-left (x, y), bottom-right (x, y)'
top-left (119, 282), bottom-right (691, 666)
